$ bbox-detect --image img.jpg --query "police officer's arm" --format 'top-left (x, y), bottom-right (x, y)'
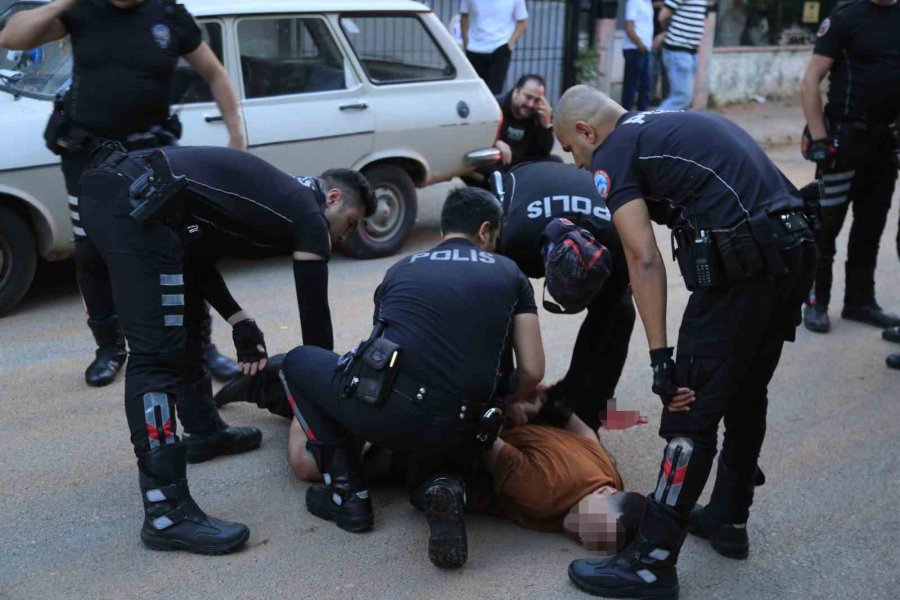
top-left (612, 199), bottom-right (668, 351)
top-left (507, 313), bottom-right (544, 406)
top-left (183, 44), bottom-right (246, 151)
top-left (293, 251), bottom-right (333, 351)
top-left (0, 0), bottom-right (75, 49)
top-left (800, 55), bottom-right (834, 141)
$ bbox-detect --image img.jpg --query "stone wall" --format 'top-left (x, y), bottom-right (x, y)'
top-left (707, 45), bottom-right (812, 105)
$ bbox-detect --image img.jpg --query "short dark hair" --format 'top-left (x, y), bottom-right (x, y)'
top-left (515, 74), bottom-right (547, 91)
top-left (320, 168), bottom-right (376, 217)
top-left (441, 187), bottom-right (503, 237)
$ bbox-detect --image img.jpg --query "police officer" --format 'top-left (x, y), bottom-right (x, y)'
top-left (799, 0), bottom-right (900, 334)
top-left (554, 87), bottom-right (817, 598)
top-left (280, 187), bottom-right (544, 568)
top-left (76, 145), bottom-right (373, 553)
top-left (0, 0), bottom-right (244, 386)
top-left (492, 161), bottom-right (635, 429)
top-left (495, 74), bottom-right (556, 167)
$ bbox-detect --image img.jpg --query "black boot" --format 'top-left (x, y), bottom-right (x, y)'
top-left (199, 312), bottom-right (240, 382)
top-left (887, 354), bottom-right (900, 370)
top-left (842, 301), bottom-right (900, 328)
top-left (213, 355), bottom-right (292, 418)
top-left (422, 475), bottom-right (468, 569)
top-left (138, 443), bottom-right (249, 554)
top-left (568, 498), bottom-right (682, 599)
top-left (882, 327), bottom-right (900, 344)
top-left (689, 460), bottom-right (758, 558)
top-left (687, 505), bottom-right (748, 559)
top-left (305, 440), bottom-right (373, 533)
top-left (85, 315), bottom-right (127, 387)
top-left (803, 304), bottom-right (831, 333)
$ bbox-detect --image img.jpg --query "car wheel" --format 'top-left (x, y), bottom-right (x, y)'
top-left (0, 206), bottom-right (38, 317)
top-left (343, 164), bottom-right (418, 259)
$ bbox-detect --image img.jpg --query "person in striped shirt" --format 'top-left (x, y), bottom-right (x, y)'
top-left (657, 0), bottom-right (707, 111)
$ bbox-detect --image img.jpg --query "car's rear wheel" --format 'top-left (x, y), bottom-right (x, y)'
top-left (0, 206), bottom-right (38, 317)
top-left (343, 164), bottom-right (418, 259)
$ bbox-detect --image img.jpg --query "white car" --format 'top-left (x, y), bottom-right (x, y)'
top-left (0, 0), bottom-right (501, 315)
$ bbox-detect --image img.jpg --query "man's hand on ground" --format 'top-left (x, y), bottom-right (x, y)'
top-left (505, 395), bottom-right (542, 427)
top-left (600, 398), bottom-right (648, 430)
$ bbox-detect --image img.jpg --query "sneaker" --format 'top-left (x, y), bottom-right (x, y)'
top-left (803, 304), bottom-right (831, 333)
top-left (687, 504), bottom-right (749, 559)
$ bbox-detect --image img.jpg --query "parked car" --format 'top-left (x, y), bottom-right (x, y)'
top-left (0, 0), bottom-right (501, 315)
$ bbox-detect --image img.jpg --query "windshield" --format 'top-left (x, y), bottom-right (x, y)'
top-left (0, 2), bottom-right (72, 99)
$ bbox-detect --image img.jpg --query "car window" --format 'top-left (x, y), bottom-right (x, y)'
top-left (237, 17), bottom-right (347, 99)
top-left (340, 14), bottom-right (455, 85)
top-left (170, 21), bottom-right (224, 105)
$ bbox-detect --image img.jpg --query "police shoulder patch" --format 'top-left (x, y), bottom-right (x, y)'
top-left (593, 170), bottom-right (611, 200)
top-left (817, 18), bottom-right (830, 38)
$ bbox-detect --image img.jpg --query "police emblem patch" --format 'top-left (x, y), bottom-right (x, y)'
top-left (817, 18), bottom-right (830, 38)
top-left (152, 24), bottom-right (171, 49)
top-left (593, 170), bottom-right (611, 199)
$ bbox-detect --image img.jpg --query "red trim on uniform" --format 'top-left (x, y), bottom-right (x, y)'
top-left (663, 456), bottom-right (687, 485)
top-left (147, 419), bottom-right (173, 441)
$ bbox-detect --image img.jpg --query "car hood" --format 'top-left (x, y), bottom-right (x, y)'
top-left (0, 93), bottom-right (60, 172)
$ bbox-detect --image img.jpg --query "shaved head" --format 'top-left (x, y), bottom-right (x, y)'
top-left (554, 85), bottom-right (627, 170)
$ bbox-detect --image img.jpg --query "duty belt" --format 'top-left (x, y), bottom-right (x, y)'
top-left (390, 372), bottom-right (487, 425)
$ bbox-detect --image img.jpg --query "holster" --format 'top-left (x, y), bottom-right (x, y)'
top-left (342, 322), bottom-right (402, 406)
top-left (43, 94), bottom-right (93, 155)
top-left (128, 149), bottom-right (188, 227)
top-left (747, 212), bottom-right (787, 277)
top-left (712, 220), bottom-right (766, 281)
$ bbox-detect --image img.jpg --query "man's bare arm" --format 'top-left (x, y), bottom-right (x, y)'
top-left (658, 6), bottom-right (673, 29)
top-left (508, 19), bottom-right (527, 49)
top-left (800, 54), bottom-right (834, 140)
top-left (613, 200), bottom-right (667, 350)
top-left (460, 13), bottom-right (469, 50)
top-left (0, 0), bottom-right (75, 50)
top-left (184, 43), bottom-right (246, 151)
top-left (625, 21), bottom-right (647, 52)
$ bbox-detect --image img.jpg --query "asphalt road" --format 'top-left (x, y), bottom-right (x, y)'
top-left (2, 147), bottom-right (899, 600)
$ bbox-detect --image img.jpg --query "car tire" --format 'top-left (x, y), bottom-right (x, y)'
top-left (344, 164), bottom-right (418, 259)
top-left (0, 206), bottom-right (38, 317)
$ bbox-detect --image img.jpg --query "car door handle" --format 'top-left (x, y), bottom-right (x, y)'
top-left (204, 114), bottom-right (224, 123)
top-left (339, 102), bottom-right (369, 111)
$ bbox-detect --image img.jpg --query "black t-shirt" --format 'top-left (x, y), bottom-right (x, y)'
top-left (152, 146), bottom-right (331, 260)
top-left (592, 111), bottom-right (802, 231)
top-left (61, 0), bottom-right (202, 137)
top-left (498, 161), bottom-right (627, 294)
top-left (813, 0), bottom-right (900, 124)
top-left (374, 238), bottom-right (537, 401)
top-left (496, 92), bottom-right (555, 164)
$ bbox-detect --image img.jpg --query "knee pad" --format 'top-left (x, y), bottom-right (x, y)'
top-left (653, 437), bottom-right (693, 507)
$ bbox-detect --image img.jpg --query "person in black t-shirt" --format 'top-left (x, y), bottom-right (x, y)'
top-left (494, 161), bottom-right (634, 429)
top-left (495, 74), bottom-right (556, 166)
top-left (75, 145), bottom-right (374, 555)
top-left (555, 86), bottom-right (817, 599)
top-left (799, 0), bottom-right (900, 335)
top-left (0, 0), bottom-right (245, 387)
top-left (280, 187), bottom-right (544, 569)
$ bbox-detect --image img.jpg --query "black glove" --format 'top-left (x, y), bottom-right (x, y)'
top-left (232, 319), bottom-right (267, 365)
top-left (650, 347), bottom-right (677, 406)
top-left (806, 138), bottom-right (836, 165)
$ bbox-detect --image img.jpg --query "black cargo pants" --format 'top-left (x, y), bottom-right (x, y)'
top-left (77, 160), bottom-right (226, 457)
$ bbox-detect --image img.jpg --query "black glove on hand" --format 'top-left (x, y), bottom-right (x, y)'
top-left (232, 319), bottom-right (267, 365)
top-left (650, 347), bottom-right (677, 406)
top-left (806, 138), bottom-right (836, 165)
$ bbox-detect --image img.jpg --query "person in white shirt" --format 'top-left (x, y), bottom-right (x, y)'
top-left (460, 0), bottom-right (528, 94)
top-left (622, 0), bottom-right (655, 110)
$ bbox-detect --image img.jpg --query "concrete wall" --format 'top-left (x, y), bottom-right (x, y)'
top-left (707, 45), bottom-right (812, 105)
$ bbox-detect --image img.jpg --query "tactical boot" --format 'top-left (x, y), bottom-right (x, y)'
top-left (305, 440), bottom-right (373, 532)
top-left (568, 499), bottom-right (682, 599)
top-left (842, 301), bottom-right (900, 329)
top-left (199, 312), bottom-right (240, 382)
top-left (883, 327), bottom-right (900, 344)
top-left (213, 355), bottom-right (292, 418)
top-left (85, 315), bottom-right (127, 387)
top-left (138, 443), bottom-right (249, 554)
top-left (887, 354), bottom-right (900, 370)
top-left (803, 304), bottom-right (831, 333)
top-left (184, 426), bottom-right (262, 464)
top-left (688, 505), bottom-right (749, 559)
top-left (422, 475), bottom-right (468, 569)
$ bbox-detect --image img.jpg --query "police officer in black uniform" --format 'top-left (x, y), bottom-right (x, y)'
top-left (280, 187), bottom-right (544, 568)
top-left (0, 0), bottom-right (245, 386)
top-left (492, 160), bottom-right (635, 429)
top-left (555, 87), bottom-right (817, 599)
top-left (799, 0), bottom-right (900, 334)
top-left (75, 144), bottom-right (373, 553)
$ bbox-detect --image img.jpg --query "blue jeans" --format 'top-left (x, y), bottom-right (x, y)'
top-left (659, 48), bottom-right (698, 111)
top-left (621, 49), bottom-right (651, 111)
